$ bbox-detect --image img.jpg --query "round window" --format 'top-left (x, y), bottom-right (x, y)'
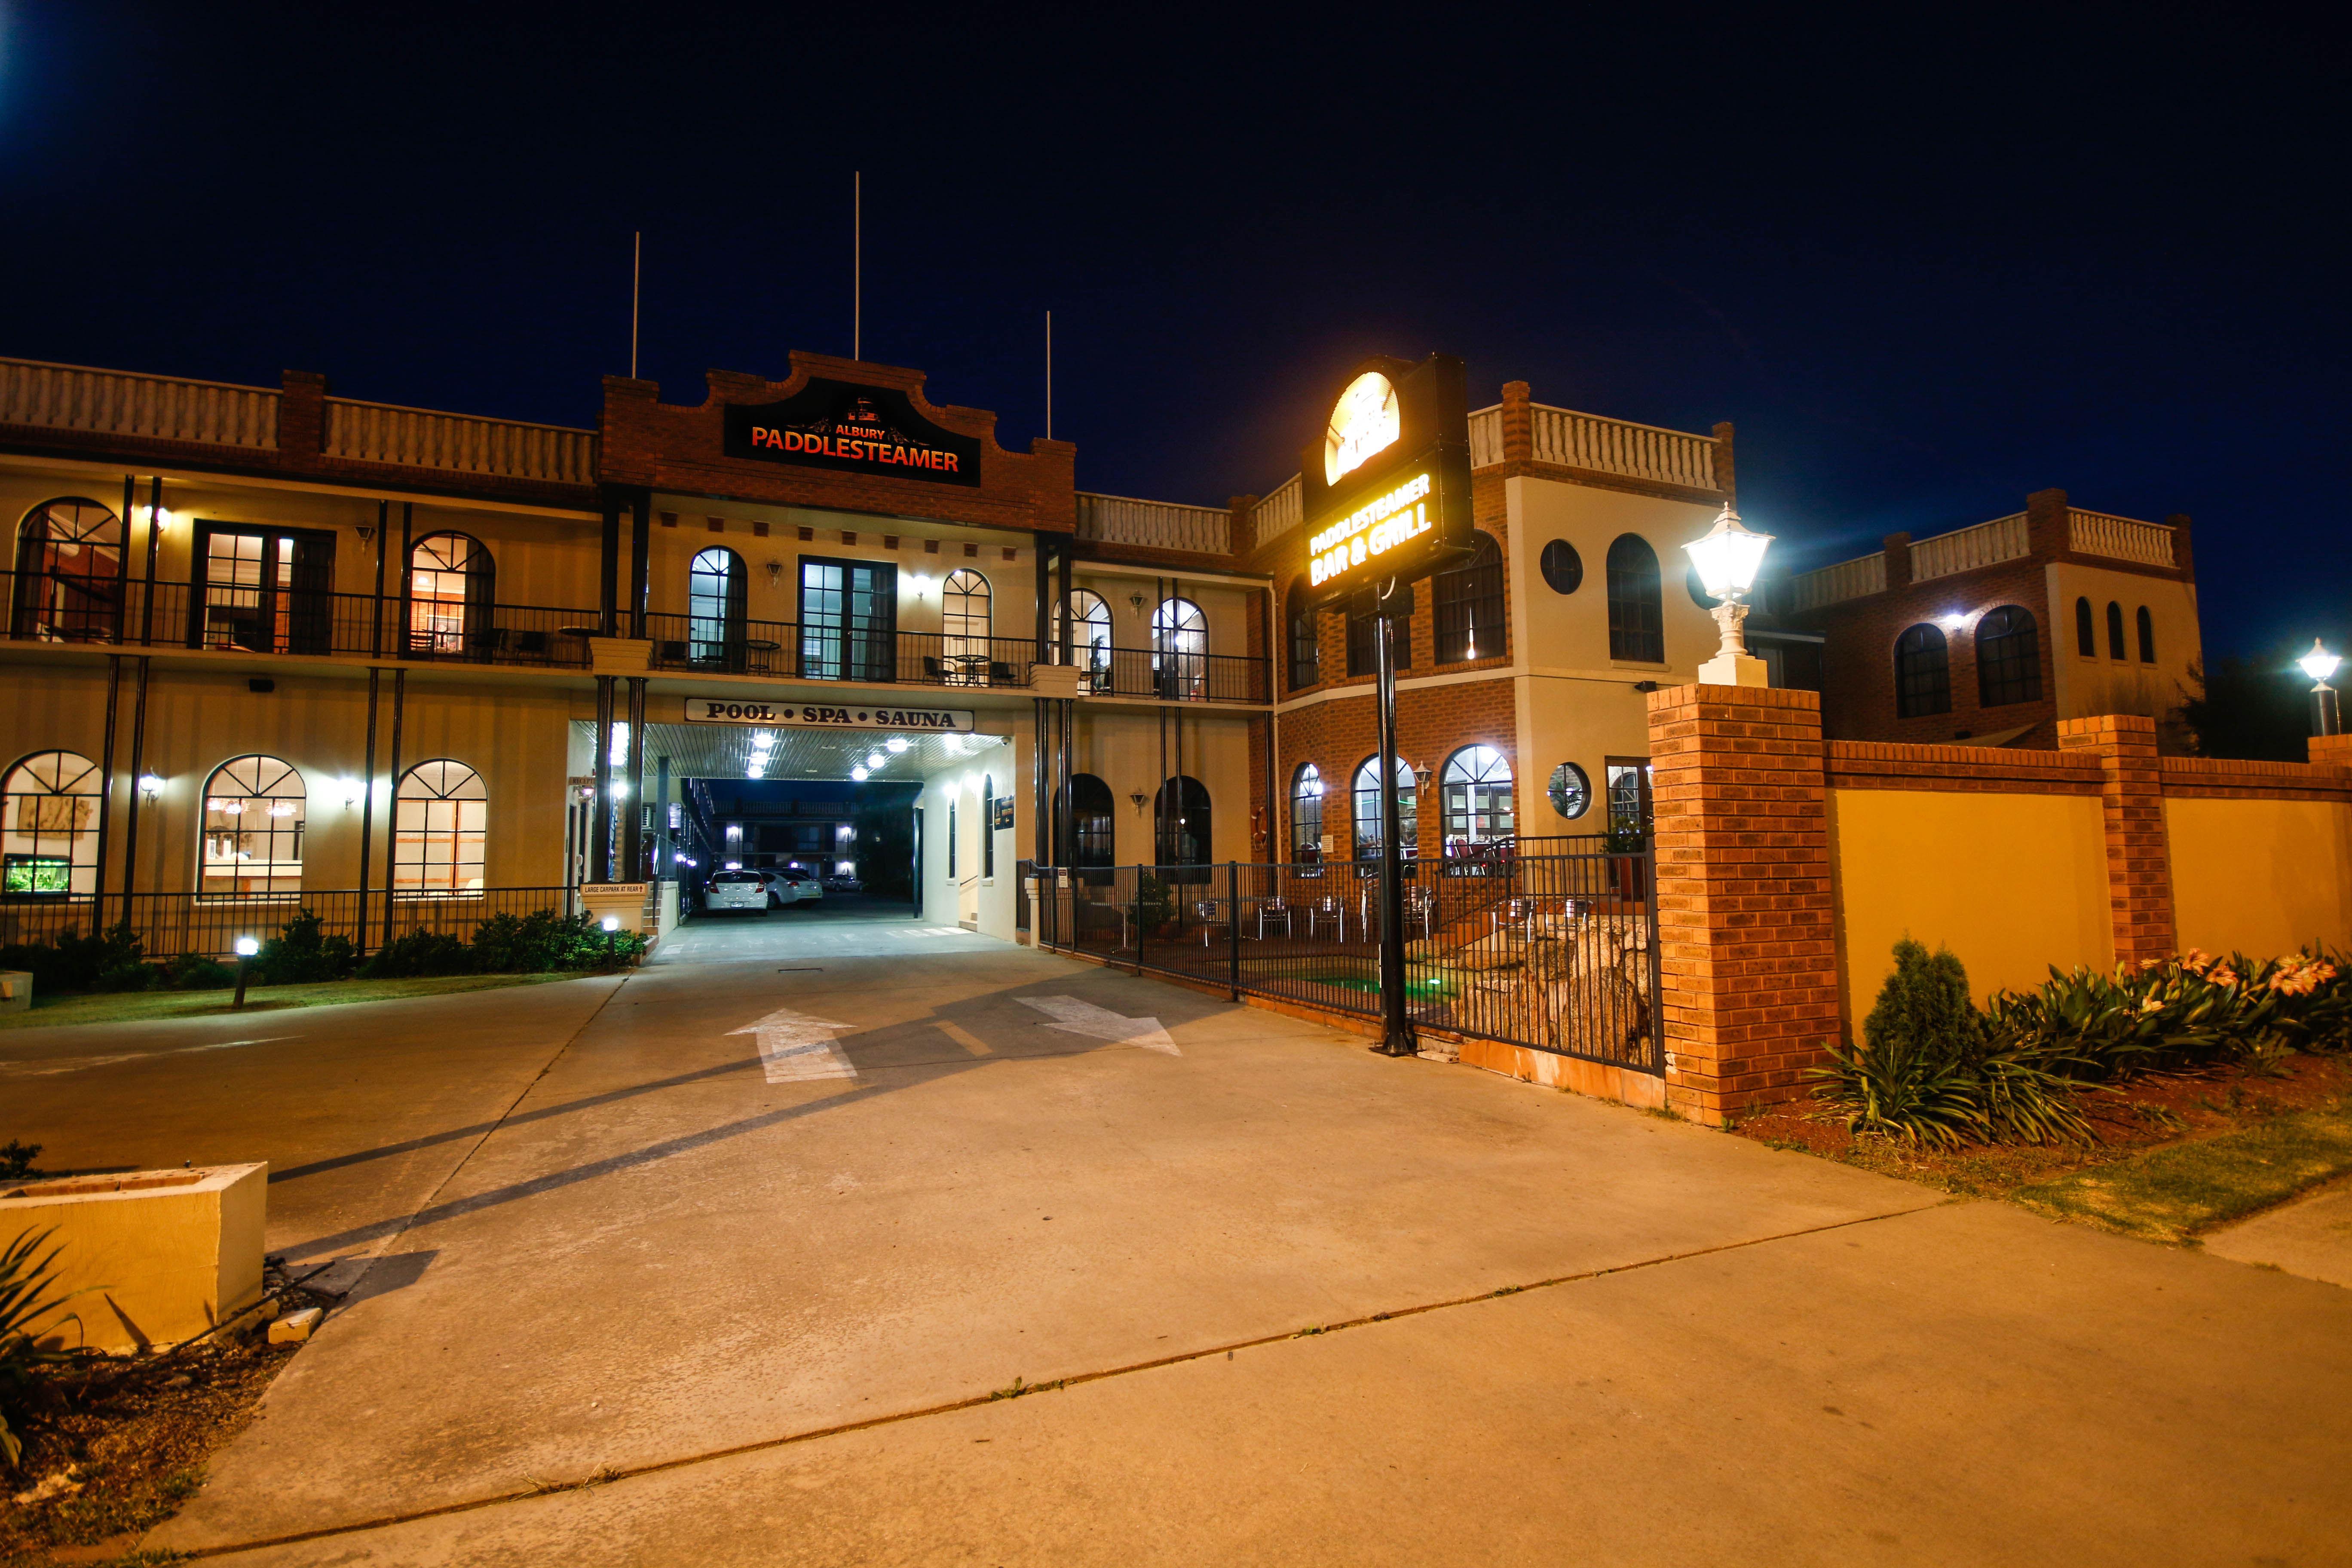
top-left (1547, 762), bottom-right (1592, 819)
top-left (1539, 539), bottom-right (1583, 594)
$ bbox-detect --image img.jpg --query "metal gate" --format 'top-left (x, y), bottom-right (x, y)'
top-left (1032, 846), bottom-right (1663, 1074)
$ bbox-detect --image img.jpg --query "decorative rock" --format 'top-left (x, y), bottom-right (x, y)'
top-left (268, 1307), bottom-right (323, 1344)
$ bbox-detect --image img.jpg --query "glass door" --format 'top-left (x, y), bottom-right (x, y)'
top-left (193, 525), bottom-right (335, 655)
top-left (799, 557), bottom-right (897, 682)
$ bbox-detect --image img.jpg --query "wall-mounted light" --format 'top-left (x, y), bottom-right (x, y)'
top-left (338, 776), bottom-right (364, 808)
top-left (1941, 613), bottom-right (1969, 631)
top-left (1128, 591), bottom-right (1146, 614)
top-left (147, 508), bottom-right (175, 538)
top-left (137, 772), bottom-right (164, 802)
top-left (764, 559), bottom-right (784, 588)
top-left (1130, 791), bottom-right (1148, 812)
top-left (609, 780), bottom-right (630, 799)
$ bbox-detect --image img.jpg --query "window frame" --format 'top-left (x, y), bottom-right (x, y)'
top-left (1894, 623), bottom-right (1953, 718)
top-left (1432, 533), bottom-right (1504, 664)
top-left (2106, 600), bottom-right (2127, 660)
top-left (1289, 762), bottom-right (1324, 862)
top-left (392, 759), bottom-right (487, 898)
top-left (1973, 605), bottom-right (2043, 707)
top-left (2136, 606), bottom-right (2156, 664)
top-left (1605, 534), bottom-right (1665, 663)
top-left (1351, 754), bottom-right (1418, 861)
top-left (199, 753), bottom-right (307, 898)
top-left (2076, 596), bottom-right (2096, 656)
top-left (1439, 744), bottom-right (1515, 850)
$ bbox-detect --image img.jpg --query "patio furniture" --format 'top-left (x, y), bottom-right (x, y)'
top-left (1255, 896), bottom-right (1292, 939)
top-left (1192, 899), bottom-right (1232, 947)
top-left (1305, 896), bottom-right (1346, 941)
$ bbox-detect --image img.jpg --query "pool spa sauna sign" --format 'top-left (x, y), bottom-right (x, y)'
top-left (723, 379), bottom-right (983, 487)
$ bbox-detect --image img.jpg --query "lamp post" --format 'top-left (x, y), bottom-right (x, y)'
top-left (232, 935), bottom-right (259, 1009)
top-left (601, 914), bottom-right (621, 967)
top-left (1683, 505), bottom-right (1776, 687)
top-left (2300, 640), bottom-right (2341, 737)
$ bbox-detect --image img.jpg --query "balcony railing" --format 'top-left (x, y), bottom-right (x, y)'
top-left (2069, 509), bottom-right (2174, 568)
top-left (1250, 474), bottom-right (1304, 549)
top-left (1528, 403), bottom-right (1722, 490)
top-left (324, 398), bottom-right (598, 486)
top-left (1075, 493), bottom-right (1231, 555)
top-left (1056, 646), bottom-right (1271, 704)
top-left (1911, 512), bottom-right (2030, 582)
top-left (1, 570), bottom-right (597, 668)
top-left (1776, 552), bottom-right (1889, 612)
top-left (0, 356), bottom-right (279, 449)
top-left (1468, 404), bottom-right (1504, 467)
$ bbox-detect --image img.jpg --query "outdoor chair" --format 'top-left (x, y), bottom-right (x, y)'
top-left (1306, 896), bottom-right (1346, 941)
top-left (1256, 895), bottom-right (1292, 939)
top-left (1192, 898), bottom-right (1233, 947)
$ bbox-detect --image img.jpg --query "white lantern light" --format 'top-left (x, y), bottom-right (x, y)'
top-left (2298, 639), bottom-right (2340, 686)
top-left (1682, 505), bottom-right (1774, 602)
top-left (233, 936), bottom-right (260, 958)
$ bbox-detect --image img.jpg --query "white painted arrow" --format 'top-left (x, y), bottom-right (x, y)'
top-left (1015, 995), bottom-right (1180, 1056)
top-left (730, 1007), bottom-right (859, 1083)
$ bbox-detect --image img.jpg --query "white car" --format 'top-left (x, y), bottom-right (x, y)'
top-left (756, 870), bottom-right (803, 907)
top-left (775, 867), bottom-right (824, 903)
top-left (704, 870), bottom-right (769, 913)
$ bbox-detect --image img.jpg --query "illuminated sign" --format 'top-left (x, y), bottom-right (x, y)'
top-left (723, 379), bottom-right (982, 488)
top-left (1297, 354), bottom-right (1473, 605)
top-left (685, 700), bottom-right (976, 731)
top-left (1324, 371), bottom-right (1400, 486)
top-left (1309, 471), bottom-right (1433, 588)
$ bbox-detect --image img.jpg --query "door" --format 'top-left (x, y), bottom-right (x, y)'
top-left (799, 556), bottom-right (897, 682)
top-left (192, 524), bottom-right (336, 655)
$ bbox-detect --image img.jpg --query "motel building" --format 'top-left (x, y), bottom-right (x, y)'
top-left (0, 346), bottom-right (2200, 961)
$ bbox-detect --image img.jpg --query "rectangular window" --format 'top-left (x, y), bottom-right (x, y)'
top-left (1604, 758), bottom-right (1653, 839)
top-left (798, 556), bottom-right (897, 681)
top-left (1345, 604), bottom-right (1412, 677)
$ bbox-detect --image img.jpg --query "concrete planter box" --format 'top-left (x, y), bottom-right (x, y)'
top-left (2, 1163), bottom-right (267, 1354)
top-left (0, 968), bottom-right (28, 1014)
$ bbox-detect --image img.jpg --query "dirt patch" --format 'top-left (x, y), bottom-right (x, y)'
top-left (1733, 1050), bottom-right (2352, 1234)
top-left (1, 1263), bottom-right (338, 1568)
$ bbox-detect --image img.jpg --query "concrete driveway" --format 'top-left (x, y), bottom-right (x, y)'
top-left (6, 913), bottom-right (2347, 1565)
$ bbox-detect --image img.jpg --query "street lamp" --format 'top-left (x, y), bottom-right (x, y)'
top-left (600, 914), bottom-right (621, 967)
top-left (232, 935), bottom-right (259, 1009)
top-left (1683, 505), bottom-right (1775, 687)
top-left (2300, 639), bottom-right (2341, 736)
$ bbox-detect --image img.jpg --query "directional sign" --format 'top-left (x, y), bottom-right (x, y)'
top-left (730, 1007), bottom-right (859, 1082)
top-left (1015, 995), bottom-right (1180, 1056)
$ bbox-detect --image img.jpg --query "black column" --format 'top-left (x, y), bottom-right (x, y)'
top-left (628, 489), bottom-right (652, 639)
top-left (139, 476), bottom-right (161, 646)
top-left (369, 500), bottom-right (389, 657)
top-left (599, 490), bottom-right (623, 636)
top-left (1372, 582), bottom-right (1414, 1057)
top-left (95, 654), bottom-right (121, 925)
top-left (356, 667), bottom-right (382, 954)
top-left (622, 676), bottom-right (647, 879)
top-left (381, 669), bottom-right (407, 950)
top-left (119, 657), bottom-right (151, 903)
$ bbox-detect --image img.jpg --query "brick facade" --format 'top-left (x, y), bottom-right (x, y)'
top-left (2056, 714), bottom-right (2177, 966)
top-left (1273, 677), bottom-right (1517, 862)
top-left (1647, 684), bottom-right (1840, 1124)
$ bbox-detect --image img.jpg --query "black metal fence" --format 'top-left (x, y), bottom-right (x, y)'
top-left (1031, 851), bottom-right (1663, 1073)
top-left (0, 886), bottom-right (578, 961)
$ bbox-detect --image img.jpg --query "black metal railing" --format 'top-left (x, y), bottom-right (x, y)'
top-left (1, 570), bottom-right (598, 670)
top-left (0, 885), bottom-right (579, 961)
top-left (1032, 851), bottom-right (1662, 1072)
top-left (1052, 645), bottom-right (1269, 704)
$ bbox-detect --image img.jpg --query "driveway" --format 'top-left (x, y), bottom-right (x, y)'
top-left (8, 912), bottom-right (2346, 1564)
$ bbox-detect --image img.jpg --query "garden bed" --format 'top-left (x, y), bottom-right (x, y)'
top-left (0, 971), bottom-right (581, 1032)
top-left (1735, 1050), bottom-right (2352, 1243)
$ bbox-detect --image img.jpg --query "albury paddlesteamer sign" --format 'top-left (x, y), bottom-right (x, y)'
top-left (723, 378), bottom-right (983, 488)
top-left (685, 698), bottom-right (976, 732)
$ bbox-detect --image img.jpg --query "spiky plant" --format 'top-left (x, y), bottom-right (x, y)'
top-left (0, 1227), bottom-right (93, 1467)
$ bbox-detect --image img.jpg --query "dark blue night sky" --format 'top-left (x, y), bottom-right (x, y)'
top-left (2, 3), bottom-right (2343, 663)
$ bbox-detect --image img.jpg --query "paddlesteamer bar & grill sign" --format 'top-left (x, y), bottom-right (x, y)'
top-left (1302, 353), bottom-right (1476, 605)
top-left (722, 378), bottom-right (983, 488)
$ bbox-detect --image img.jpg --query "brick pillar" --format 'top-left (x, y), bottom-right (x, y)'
top-left (1880, 532), bottom-right (1913, 592)
top-left (2026, 486), bottom-right (2071, 557)
top-left (2165, 511), bottom-right (2196, 579)
top-left (1648, 685), bottom-right (1840, 1125)
top-left (1710, 420), bottom-right (1736, 498)
top-left (1500, 380), bottom-right (1533, 463)
top-left (2057, 714), bottom-right (2175, 966)
top-left (279, 370), bottom-right (327, 467)
top-left (2309, 733), bottom-right (2352, 769)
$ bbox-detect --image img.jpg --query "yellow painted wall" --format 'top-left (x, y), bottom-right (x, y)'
top-left (2166, 796), bottom-right (2352, 957)
top-left (1827, 787), bottom-right (2111, 1029)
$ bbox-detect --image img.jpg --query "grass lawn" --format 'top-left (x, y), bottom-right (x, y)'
top-left (1733, 1051), bottom-right (2352, 1245)
top-left (0, 971), bottom-right (594, 1031)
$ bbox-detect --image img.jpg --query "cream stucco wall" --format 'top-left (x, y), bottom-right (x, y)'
top-left (2046, 560), bottom-right (2201, 725)
top-left (2166, 795), bottom-right (2352, 959)
top-left (1827, 787), bottom-right (2111, 1027)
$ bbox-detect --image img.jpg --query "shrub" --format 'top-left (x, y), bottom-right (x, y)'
top-left (469, 909), bottom-right (642, 971)
top-left (0, 923), bottom-right (147, 995)
top-left (251, 910), bottom-right (356, 986)
top-left (0, 1142), bottom-right (40, 1181)
top-left (165, 953), bottom-right (235, 990)
top-left (0, 1228), bottom-right (91, 1467)
top-left (1812, 938), bottom-right (2094, 1147)
top-left (360, 929), bottom-right (475, 980)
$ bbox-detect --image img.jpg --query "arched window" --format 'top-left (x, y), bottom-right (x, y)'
top-left (1974, 606), bottom-right (2042, 707)
top-left (1894, 624), bottom-right (1951, 717)
top-left (200, 755), bottom-right (306, 896)
top-left (1433, 533), bottom-right (1504, 663)
top-left (12, 498), bottom-right (124, 643)
top-left (1441, 745), bottom-right (1514, 851)
top-left (1605, 535), bottom-right (1664, 662)
top-left (1055, 773), bottom-right (1115, 882)
top-left (2106, 601), bottom-right (2126, 660)
top-left (1286, 582), bottom-right (1320, 692)
top-left (2076, 597), bottom-right (2096, 656)
top-left (1152, 597), bottom-right (1207, 699)
top-left (407, 533), bottom-right (493, 656)
top-left (1, 750), bottom-right (102, 896)
top-left (1290, 763), bottom-right (1324, 861)
top-left (943, 569), bottom-right (991, 680)
top-left (1050, 589), bottom-right (1110, 677)
top-left (1345, 598), bottom-right (1412, 677)
top-left (689, 547), bottom-right (746, 665)
top-left (1154, 775), bottom-right (1210, 882)
top-left (2136, 606), bottom-right (2156, 664)
top-left (1539, 539), bottom-right (1583, 594)
top-left (394, 760), bottom-right (486, 897)
top-left (1351, 755), bottom-right (1418, 861)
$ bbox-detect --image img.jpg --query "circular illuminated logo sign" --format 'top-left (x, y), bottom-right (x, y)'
top-left (1324, 371), bottom-right (1401, 487)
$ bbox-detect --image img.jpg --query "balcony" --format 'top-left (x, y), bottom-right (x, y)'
top-left (324, 398), bottom-right (597, 486)
top-left (2, 570), bottom-right (596, 669)
top-left (1075, 493), bottom-right (1231, 555)
top-left (0, 358), bottom-right (279, 450)
top-left (644, 613), bottom-right (1271, 702)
